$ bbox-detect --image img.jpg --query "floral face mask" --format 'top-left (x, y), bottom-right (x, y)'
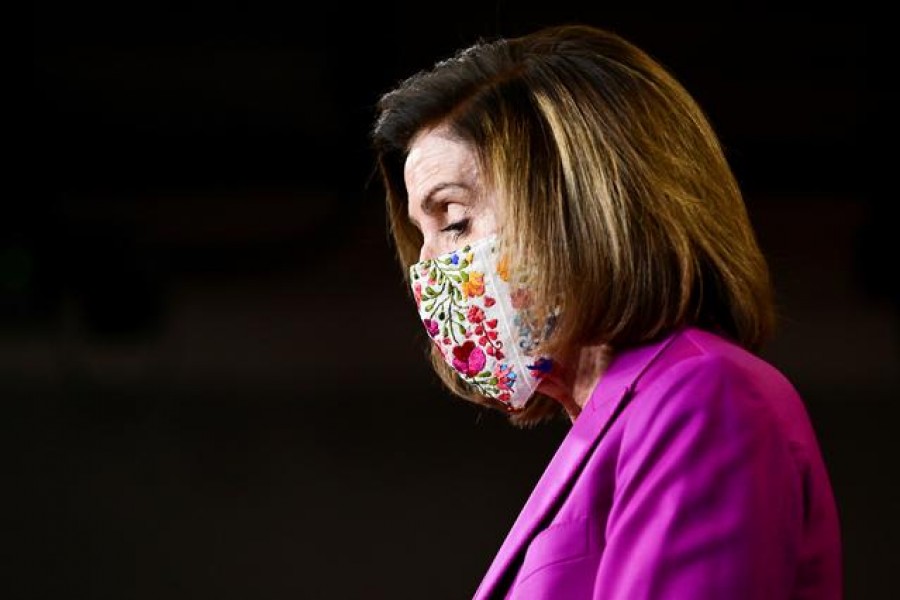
top-left (409, 235), bottom-right (556, 411)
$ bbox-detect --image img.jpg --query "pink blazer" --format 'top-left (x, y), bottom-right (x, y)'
top-left (474, 327), bottom-right (842, 599)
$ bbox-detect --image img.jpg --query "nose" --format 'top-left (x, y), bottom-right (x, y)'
top-left (418, 237), bottom-right (437, 263)
top-left (418, 234), bottom-right (446, 263)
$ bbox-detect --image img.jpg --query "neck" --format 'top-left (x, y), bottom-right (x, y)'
top-left (536, 343), bottom-right (614, 422)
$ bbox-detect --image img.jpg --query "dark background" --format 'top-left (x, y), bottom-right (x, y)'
top-left (15, 2), bottom-right (895, 599)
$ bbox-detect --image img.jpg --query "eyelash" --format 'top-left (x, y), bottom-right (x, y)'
top-left (441, 219), bottom-right (470, 240)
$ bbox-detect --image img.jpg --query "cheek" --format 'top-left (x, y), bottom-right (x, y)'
top-left (473, 190), bottom-right (501, 237)
top-left (470, 208), bottom-right (499, 240)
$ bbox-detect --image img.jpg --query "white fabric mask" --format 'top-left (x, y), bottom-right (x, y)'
top-left (409, 235), bottom-right (556, 411)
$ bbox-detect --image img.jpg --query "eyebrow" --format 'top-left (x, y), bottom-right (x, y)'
top-left (408, 182), bottom-right (470, 230)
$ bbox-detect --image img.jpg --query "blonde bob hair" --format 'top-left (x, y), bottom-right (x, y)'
top-left (371, 24), bottom-right (775, 427)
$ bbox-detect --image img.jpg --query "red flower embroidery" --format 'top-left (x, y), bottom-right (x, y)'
top-left (467, 305), bottom-right (485, 324)
top-left (510, 288), bottom-right (531, 310)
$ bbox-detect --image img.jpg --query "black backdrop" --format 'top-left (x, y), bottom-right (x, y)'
top-left (16, 2), bottom-right (895, 599)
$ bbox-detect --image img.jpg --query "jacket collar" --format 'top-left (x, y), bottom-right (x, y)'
top-left (473, 328), bottom-right (683, 599)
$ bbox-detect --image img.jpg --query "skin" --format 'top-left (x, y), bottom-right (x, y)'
top-left (404, 125), bottom-right (612, 421)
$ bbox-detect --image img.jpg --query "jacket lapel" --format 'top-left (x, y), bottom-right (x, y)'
top-left (473, 330), bottom-right (682, 599)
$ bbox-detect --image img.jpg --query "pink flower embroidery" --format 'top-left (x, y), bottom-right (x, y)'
top-left (494, 363), bottom-right (515, 391)
top-left (422, 318), bottom-right (439, 337)
top-left (452, 340), bottom-right (486, 377)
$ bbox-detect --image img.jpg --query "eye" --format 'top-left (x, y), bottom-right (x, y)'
top-left (441, 219), bottom-right (470, 240)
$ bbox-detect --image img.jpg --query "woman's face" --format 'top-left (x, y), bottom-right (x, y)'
top-left (404, 126), bottom-right (498, 262)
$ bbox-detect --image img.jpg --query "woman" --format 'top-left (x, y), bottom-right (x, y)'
top-left (371, 24), bottom-right (842, 599)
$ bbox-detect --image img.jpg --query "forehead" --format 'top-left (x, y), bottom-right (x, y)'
top-left (404, 127), bottom-right (479, 200)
